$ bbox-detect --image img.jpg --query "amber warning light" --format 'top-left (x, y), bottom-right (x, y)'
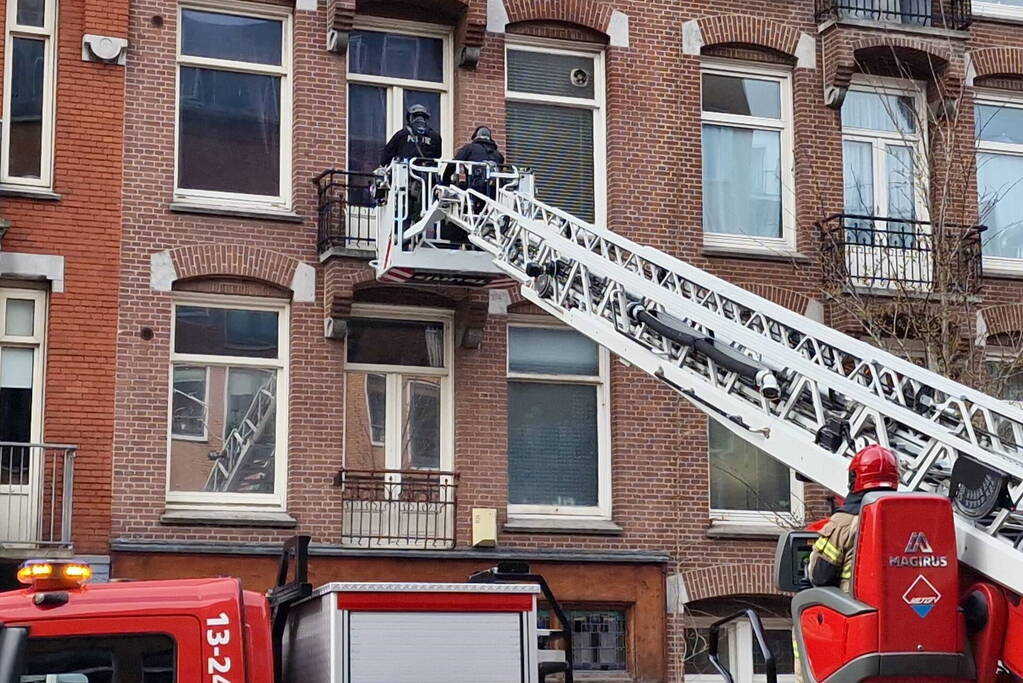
top-left (17, 560), bottom-right (93, 590)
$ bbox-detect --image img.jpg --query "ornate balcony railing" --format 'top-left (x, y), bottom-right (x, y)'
top-left (815, 0), bottom-right (972, 29)
top-left (335, 468), bottom-right (458, 549)
top-left (0, 442), bottom-right (76, 550)
top-left (314, 169), bottom-right (379, 254)
top-left (818, 214), bottom-right (984, 295)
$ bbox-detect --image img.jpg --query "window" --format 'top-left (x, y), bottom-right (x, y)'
top-left (507, 324), bottom-right (610, 519)
top-left (684, 618), bottom-right (795, 683)
top-left (538, 608), bottom-right (626, 672)
top-left (976, 93), bottom-right (1023, 270)
top-left (709, 420), bottom-right (803, 527)
top-left (701, 61), bottom-right (794, 250)
top-left (2, 0), bottom-right (56, 188)
top-left (506, 40), bottom-right (606, 224)
top-left (22, 634), bottom-right (175, 682)
top-left (0, 290), bottom-right (45, 488)
top-left (168, 297), bottom-right (289, 507)
top-left (974, 0), bottom-right (1023, 21)
top-left (841, 83), bottom-right (925, 244)
top-left (343, 308), bottom-right (452, 473)
top-left (176, 3), bottom-right (291, 208)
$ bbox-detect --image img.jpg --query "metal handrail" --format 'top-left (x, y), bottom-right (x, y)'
top-left (0, 442), bottom-right (77, 548)
top-left (814, 0), bottom-right (972, 29)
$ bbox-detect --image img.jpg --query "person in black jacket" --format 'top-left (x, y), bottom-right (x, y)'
top-left (440, 126), bottom-right (505, 244)
top-left (380, 104), bottom-right (442, 166)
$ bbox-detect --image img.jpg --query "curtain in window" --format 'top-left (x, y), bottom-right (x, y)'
top-left (709, 421), bottom-right (790, 511)
top-left (978, 152), bottom-right (1023, 259)
top-left (702, 125), bottom-right (782, 237)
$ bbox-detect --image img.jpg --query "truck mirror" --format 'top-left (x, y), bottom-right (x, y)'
top-left (774, 531), bottom-right (818, 593)
top-left (0, 626), bottom-right (28, 683)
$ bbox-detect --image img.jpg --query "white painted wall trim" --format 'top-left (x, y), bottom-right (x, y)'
top-left (681, 18), bottom-right (815, 70)
top-left (965, 52), bottom-right (977, 87)
top-left (682, 19), bottom-right (703, 55)
top-left (294, 0), bottom-right (316, 10)
top-left (796, 33), bottom-right (816, 69)
top-left (488, 287), bottom-right (511, 315)
top-left (666, 573), bottom-right (689, 614)
top-left (608, 10), bottom-right (629, 48)
top-left (290, 262), bottom-right (316, 302)
top-left (0, 252), bottom-right (65, 292)
top-left (150, 250), bottom-right (176, 293)
top-left (487, 0), bottom-right (509, 33)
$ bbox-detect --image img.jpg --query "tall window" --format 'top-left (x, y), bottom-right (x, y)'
top-left (0, 289), bottom-right (45, 481)
top-left (507, 324), bottom-right (610, 519)
top-left (168, 297), bottom-right (289, 507)
top-left (841, 84), bottom-right (924, 242)
top-left (176, 3), bottom-right (292, 208)
top-left (701, 61), bottom-right (794, 249)
top-left (709, 421), bottom-right (802, 528)
top-left (684, 616), bottom-right (796, 683)
top-left (506, 42), bottom-right (606, 224)
top-left (2, 0), bottom-right (56, 188)
top-left (343, 308), bottom-right (452, 473)
top-left (976, 93), bottom-right (1023, 269)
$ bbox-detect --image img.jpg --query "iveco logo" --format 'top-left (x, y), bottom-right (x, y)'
top-left (905, 532), bottom-right (933, 554)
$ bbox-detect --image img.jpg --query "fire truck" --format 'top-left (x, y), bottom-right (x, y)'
top-left (2, 160), bottom-right (1023, 682)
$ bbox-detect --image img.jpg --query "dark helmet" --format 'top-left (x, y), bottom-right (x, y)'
top-left (406, 104), bottom-right (431, 123)
top-left (472, 126), bottom-right (493, 142)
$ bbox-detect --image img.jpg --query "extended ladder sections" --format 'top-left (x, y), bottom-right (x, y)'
top-left (389, 160), bottom-right (1023, 596)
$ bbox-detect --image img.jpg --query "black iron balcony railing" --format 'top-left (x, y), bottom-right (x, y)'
top-left (818, 214), bottom-right (985, 294)
top-left (815, 0), bottom-right (972, 29)
top-left (0, 442), bottom-right (76, 549)
top-left (315, 169), bottom-right (379, 254)
top-left (335, 468), bottom-right (458, 549)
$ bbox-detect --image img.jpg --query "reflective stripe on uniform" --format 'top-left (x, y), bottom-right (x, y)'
top-left (841, 564), bottom-right (852, 579)
top-left (813, 537), bottom-right (843, 564)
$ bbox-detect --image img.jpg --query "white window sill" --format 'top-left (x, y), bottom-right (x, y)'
top-left (161, 508), bottom-right (297, 528)
top-left (0, 185), bottom-right (61, 201)
top-left (702, 242), bottom-right (809, 264)
top-left (973, 5), bottom-right (1023, 23)
top-left (504, 516), bottom-right (623, 535)
top-left (982, 258), bottom-right (1023, 279)
top-left (169, 201), bottom-right (303, 223)
top-left (706, 519), bottom-right (790, 539)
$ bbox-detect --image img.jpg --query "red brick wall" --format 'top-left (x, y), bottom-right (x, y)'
top-left (0, 0), bottom-right (127, 554)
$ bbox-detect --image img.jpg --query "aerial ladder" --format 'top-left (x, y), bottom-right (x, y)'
top-left (372, 158), bottom-right (1023, 680)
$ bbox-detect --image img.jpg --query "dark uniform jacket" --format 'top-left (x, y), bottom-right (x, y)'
top-left (380, 126), bottom-right (442, 166)
top-left (442, 138), bottom-right (504, 184)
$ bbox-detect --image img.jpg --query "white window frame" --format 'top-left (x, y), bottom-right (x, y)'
top-left (973, 1), bottom-right (1023, 21)
top-left (166, 293), bottom-right (290, 510)
top-left (346, 18), bottom-right (454, 158)
top-left (506, 317), bottom-right (612, 520)
top-left (685, 616), bottom-right (795, 683)
top-left (170, 365), bottom-right (209, 442)
top-left (343, 304), bottom-right (454, 473)
top-left (174, 0), bottom-right (293, 210)
top-left (1, 0), bottom-right (58, 190)
top-left (975, 88), bottom-right (1023, 275)
top-left (708, 420), bottom-right (804, 529)
top-left (700, 59), bottom-right (796, 253)
top-left (841, 77), bottom-right (929, 223)
top-left (0, 288), bottom-right (47, 443)
top-left (504, 36), bottom-right (608, 228)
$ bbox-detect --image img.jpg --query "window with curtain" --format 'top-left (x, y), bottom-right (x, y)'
top-left (0, 289), bottom-right (45, 488)
top-left (2, 0), bottom-right (56, 187)
top-left (507, 325), bottom-right (609, 517)
top-left (176, 6), bottom-right (291, 205)
top-left (701, 64), bottom-right (793, 245)
top-left (506, 45), bottom-right (604, 224)
top-left (976, 97), bottom-right (1023, 265)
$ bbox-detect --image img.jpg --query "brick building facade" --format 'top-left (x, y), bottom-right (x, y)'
top-left (106, 0), bottom-right (1023, 680)
top-left (0, 0), bottom-right (127, 585)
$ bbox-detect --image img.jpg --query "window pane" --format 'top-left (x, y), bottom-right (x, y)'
top-left (402, 89), bottom-right (442, 129)
top-left (842, 91), bottom-right (916, 134)
top-left (702, 125), bottom-right (782, 237)
top-left (537, 609), bottom-right (626, 671)
top-left (403, 376), bottom-right (440, 469)
top-left (976, 104), bottom-right (1023, 144)
top-left (886, 145), bottom-right (916, 247)
top-left (349, 31), bottom-right (443, 82)
top-left (172, 366), bottom-right (206, 438)
top-left (181, 9), bottom-right (283, 65)
top-left (174, 306), bottom-right (279, 358)
top-left (754, 630), bottom-right (796, 675)
top-left (978, 152), bottom-right (1023, 259)
top-left (702, 74), bottom-right (780, 119)
top-left (17, 0), bottom-right (45, 26)
top-left (507, 101), bottom-right (594, 222)
top-left (508, 327), bottom-right (599, 375)
top-left (9, 38), bottom-right (45, 179)
top-left (843, 139), bottom-right (874, 215)
top-left (507, 49), bottom-right (595, 100)
top-left (347, 319), bottom-right (444, 367)
top-left (508, 382), bottom-right (598, 506)
top-left (683, 628), bottom-right (727, 675)
top-left (0, 348), bottom-right (33, 444)
top-left (1, 347), bottom-right (34, 388)
top-left (5, 298), bottom-right (35, 336)
top-left (710, 420), bottom-right (790, 512)
top-left (23, 634), bottom-right (176, 682)
top-left (178, 67), bottom-right (281, 196)
top-left (344, 372), bottom-right (387, 471)
top-left (348, 84), bottom-right (387, 175)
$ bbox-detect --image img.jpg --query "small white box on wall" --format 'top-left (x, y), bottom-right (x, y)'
top-left (472, 507), bottom-right (498, 547)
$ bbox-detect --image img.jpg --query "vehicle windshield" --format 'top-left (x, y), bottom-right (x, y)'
top-left (19, 634), bottom-right (174, 683)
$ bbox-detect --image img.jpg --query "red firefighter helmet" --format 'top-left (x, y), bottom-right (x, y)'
top-left (848, 444), bottom-right (899, 493)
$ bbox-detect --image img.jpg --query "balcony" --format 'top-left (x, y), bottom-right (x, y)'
top-left (815, 0), bottom-right (972, 29)
top-left (819, 214), bottom-right (984, 295)
top-left (335, 468), bottom-right (457, 549)
top-left (0, 442), bottom-right (76, 553)
top-left (315, 169), bottom-right (379, 255)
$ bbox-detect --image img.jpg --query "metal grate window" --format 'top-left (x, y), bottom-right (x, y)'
top-left (538, 609), bottom-right (626, 671)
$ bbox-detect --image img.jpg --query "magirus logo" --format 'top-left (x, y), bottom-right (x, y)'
top-left (904, 531), bottom-right (933, 554)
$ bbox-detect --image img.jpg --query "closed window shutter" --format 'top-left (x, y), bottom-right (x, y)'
top-left (507, 101), bottom-right (595, 222)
